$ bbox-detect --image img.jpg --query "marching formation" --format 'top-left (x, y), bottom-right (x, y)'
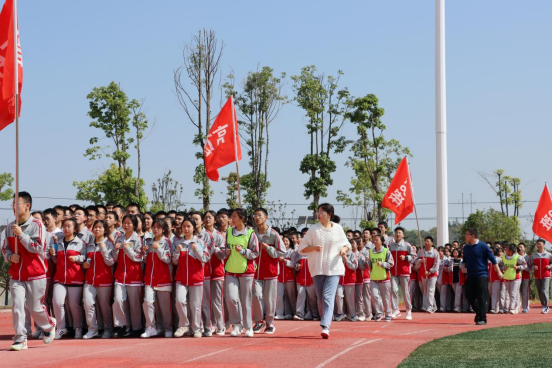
top-left (1, 192), bottom-right (551, 352)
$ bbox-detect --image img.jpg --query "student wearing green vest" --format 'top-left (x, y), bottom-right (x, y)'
top-left (224, 208), bottom-right (259, 338)
top-left (501, 243), bottom-right (527, 314)
top-left (368, 234), bottom-right (395, 322)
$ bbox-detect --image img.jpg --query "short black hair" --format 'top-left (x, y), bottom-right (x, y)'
top-left (43, 208), bottom-right (58, 219)
top-left (377, 221), bottom-right (388, 229)
top-left (217, 208), bottom-right (231, 217)
top-left (126, 203), bottom-right (141, 213)
top-left (425, 236), bottom-right (434, 242)
top-left (254, 208), bottom-right (268, 216)
top-left (96, 205), bottom-right (107, 214)
top-left (536, 238), bottom-right (546, 245)
top-left (107, 210), bottom-right (119, 221)
top-left (14, 191), bottom-right (32, 208)
top-left (394, 226), bottom-right (405, 233)
top-left (466, 228), bottom-right (478, 238)
top-left (372, 228), bottom-right (382, 235)
top-left (73, 206), bottom-right (89, 217)
top-left (86, 205), bottom-right (98, 215)
top-left (122, 214), bottom-right (138, 230)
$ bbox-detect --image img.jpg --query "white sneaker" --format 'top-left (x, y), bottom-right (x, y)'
top-left (141, 326), bottom-right (158, 338)
top-left (230, 325), bottom-right (242, 337)
top-left (215, 328), bottom-right (225, 336)
top-left (55, 328), bottom-right (67, 340)
top-left (357, 315), bottom-right (366, 322)
top-left (83, 330), bottom-right (99, 339)
top-left (274, 315), bottom-right (285, 320)
top-left (193, 331), bottom-right (202, 338)
top-left (321, 328), bottom-right (329, 339)
top-left (391, 310), bottom-right (401, 319)
top-left (173, 326), bottom-right (190, 338)
top-left (245, 328), bottom-right (254, 337)
top-left (32, 329), bottom-right (44, 339)
top-left (9, 340), bottom-right (27, 351)
top-left (406, 311), bottom-right (412, 320)
top-left (74, 328), bottom-right (83, 339)
top-left (293, 315), bottom-right (304, 321)
top-left (43, 318), bottom-right (56, 344)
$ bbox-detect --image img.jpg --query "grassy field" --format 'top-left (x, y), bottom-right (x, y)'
top-left (398, 322), bottom-right (552, 368)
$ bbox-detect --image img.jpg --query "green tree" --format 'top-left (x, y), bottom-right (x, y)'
top-left (75, 82), bottom-right (151, 206)
top-left (291, 66), bottom-right (350, 215)
top-left (0, 172), bottom-right (14, 201)
top-left (73, 163), bottom-right (148, 210)
top-left (222, 172), bottom-right (239, 209)
top-left (341, 94), bottom-right (411, 223)
top-left (461, 209), bottom-right (521, 244)
top-left (151, 170), bottom-right (185, 212)
top-left (174, 29), bottom-right (223, 210)
top-left (224, 66), bottom-right (286, 208)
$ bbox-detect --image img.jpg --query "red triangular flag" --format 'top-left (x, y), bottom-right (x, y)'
top-left (532, 184), bottom-right (552, 243)
top-left (0, 0), bottom-right (23, 132)
top-left (204, 97), bottom-right (241, 182)
top-left (382, 157), bottom-right (414, 224)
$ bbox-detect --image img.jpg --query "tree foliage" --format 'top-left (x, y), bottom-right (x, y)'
top-left (340, 94), bottom-right (411, 223)
top-left (0, 172), bottom-right (14, 201)
top-left (478, 169), bottom-right (522, 217)
top-left (461, 209), bottom-right (521, 244)
top-left (73, 163), bottom-right (148, 210)
top-left (151, 170), bottom-right (185, 212)
top-left (291, 66), bottom-right (350, 215)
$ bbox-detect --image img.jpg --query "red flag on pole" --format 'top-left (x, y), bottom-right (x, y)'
top-left (382, 157), bottom-right (414, 224)
top-left (204, 96), bottom-right (241, 182)
top-left (532, 184), bottom-right (552, 243)
top-left (0, 0), bottom-right (23, 132)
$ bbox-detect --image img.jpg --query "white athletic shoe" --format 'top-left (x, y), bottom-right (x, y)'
top-left (83, 330), bottom-right (99, 339)
top-left (357, 315), bottom-right (366, 322)
top-left (193, 331), bottom-right (202, 338)
top-left (141, 326), bottom-right (158, 338)
top-left (391, 310), bottom-right (401, 319)
top-left (55, 328), bottom-right (67, 340)
top-left (244, 328), bottom-right (254, 338)
top-left (74, 328), bottom-right (83, 339)
top-left (215, 328), bottom-right (226, 336)
top-left (43, 318), bottom-right (56, 344)
top-left (173, 326), bottom-right (190, 338)
top-left (321, 328), bottom-right (329, 339)
top-left (406, 311), bottom-right (412, 320)
top-left (9, 340), bottom-right (27, 351)
top-left (230, 325), bottom-right (242, 337)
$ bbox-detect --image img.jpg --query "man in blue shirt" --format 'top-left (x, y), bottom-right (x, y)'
top-left (462, 228), bottom-right (503, 325)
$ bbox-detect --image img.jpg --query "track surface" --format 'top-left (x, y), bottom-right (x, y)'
top-left (0, 305), bottom-right (550, 368)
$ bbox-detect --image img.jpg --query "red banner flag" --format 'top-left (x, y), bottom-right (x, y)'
top-left (204, 97), bottom-right (241, 182)
top-left (532, 184), bottom-right (552, 243)
top-left (382, 157), bottom-right (414, 224)
top-left (0, 0), bottom-right (23, 132)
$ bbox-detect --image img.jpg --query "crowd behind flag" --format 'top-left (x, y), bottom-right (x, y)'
top-left (0, 0), bottom-right (23, 132)
top-left (203, 96), bottom-right (241, 182)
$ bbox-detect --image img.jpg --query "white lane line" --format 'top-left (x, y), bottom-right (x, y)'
top-left (399, 329), bottom-right (434, 336)
top-left (185, 347), bottom-right (233, 363)
top-left (315, 338), bottom-right (382, 368)
top-left (352, 338), bottom-right (365, 345)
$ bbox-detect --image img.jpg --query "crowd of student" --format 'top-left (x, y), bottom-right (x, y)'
top-left (1, 192), bottom-right (551, 351)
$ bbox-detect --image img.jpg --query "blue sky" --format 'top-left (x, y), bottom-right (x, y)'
top-left (0, 0), bottom-right (550, 239)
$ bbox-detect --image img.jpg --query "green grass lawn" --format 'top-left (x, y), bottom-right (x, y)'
top-left (398, 322), bottom-right (552, 368)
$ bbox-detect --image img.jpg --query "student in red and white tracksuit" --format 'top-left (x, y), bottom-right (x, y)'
top-left (292, 250), bottom-right (319, 321)
top-left (252, 209), bottom-right (286, 334)
top-left (532, 239), bottom-right (552, 313)
top-left (388, 227), bottom-right (415, 319)
top-left (449, 249), bottom-right (466, 312)
top-left (517, 243), bottom-right (532, 313)
top-left (276, 237), bottom-right (296, 320)
top-left (202, 211), bottom-right (227, 335)
top-left (82, 220), bottom-right (115, 339)
top-left (113, 215), bottom-right (144, 337)
top-left (2, 193), bottom-right (56, 350)
top-left (356, 240), bottom-right (372, 321)
top-left (141, 219), bottom-right (173, 338)
top-left (487, 248), bottom-right (503, 314)
top-left (51, 218), bottom-right (87, 339)
top-left (173, 217), bottom-right (210, 338)
top-left (336, 245), bottom-right (358, 321)
top-left (502, 244), bottom-right (526, 314)
top-left (416, 237), bottom-right (440, 313)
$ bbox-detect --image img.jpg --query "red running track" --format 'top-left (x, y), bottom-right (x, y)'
top-left (0, 306), bottom-right (550, 368)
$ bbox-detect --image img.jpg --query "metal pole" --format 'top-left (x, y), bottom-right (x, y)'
top-left (435, 0), bottom-right (449, 247)
top-left (13, 0), bottom-right (19, 254)
top-left (230, 96), bottom-right (241, 208)
top-left (407, 159), bottom-right (423, 249)
top-left (462, 193), bottom-right (464, 222)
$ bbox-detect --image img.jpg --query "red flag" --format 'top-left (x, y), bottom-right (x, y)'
top-left (382, 157), bottom-right (414, 224)
top-left (204, 97), bottom-right (241, 181)
top-left (532, 184), bottom-right (552, 243)
top-left (0, 0), bottom-right (23, 132)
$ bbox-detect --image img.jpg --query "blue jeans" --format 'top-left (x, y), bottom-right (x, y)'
top-left (313, 275), bottom-right (340, 330)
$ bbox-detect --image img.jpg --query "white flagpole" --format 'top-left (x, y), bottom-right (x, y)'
top-left (406, 158), bottom-right (423, 251)
top-left (436, 0), bottom-right (449, 248)
top-left (13, 0), bottom-right (19, 254)
top-left (230, 96), bottom-right (241, 208)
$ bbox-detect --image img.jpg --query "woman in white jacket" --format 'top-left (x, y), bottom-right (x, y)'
top-left (298, 203), bottom-right (350, 339)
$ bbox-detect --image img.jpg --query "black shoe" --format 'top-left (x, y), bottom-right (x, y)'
top-left (474, 315), bottom-right (480, 323)
top-left (130, 329), bottom-right (142, 338)
top-left (112, 327), bottom-right (122, 338)
top-left (264, 325), bottom-right (275, 335)
top-left (252, 322), bottom-right (265, 333)
top-left (476, 321), bottom-right (487, 325)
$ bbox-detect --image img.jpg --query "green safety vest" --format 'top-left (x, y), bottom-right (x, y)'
top-left (370, 247), bottom-right (388, 281)
top-left (225, 227), bottom-right (254, 274)
top-left (502, 254), bottom-right (519, 281)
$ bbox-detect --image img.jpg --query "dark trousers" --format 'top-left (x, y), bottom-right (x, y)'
top-left (464, 276), bottom-right (489, 323)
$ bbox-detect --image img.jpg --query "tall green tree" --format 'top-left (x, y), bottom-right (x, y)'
top-left (478, 169), bottom-right (522, 217)
top-left (0, 172), bottom-right (14, 201)
top-left (74, 164), bottom-right (148, 210)
top-left (461, 209), bottom-right (521, 244)
top-left (340, 94), bottom-right (411, 223)
top-left (174, 29), bottom-right (224, 210)
top-left (291, 66), bottom-right (350, 215)
top-left (224, 66), bottom-right (286, 209)
top-left (74, 82), bottom-right (151, 206)
top-left (150, 170), bottom-right (185, 212)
